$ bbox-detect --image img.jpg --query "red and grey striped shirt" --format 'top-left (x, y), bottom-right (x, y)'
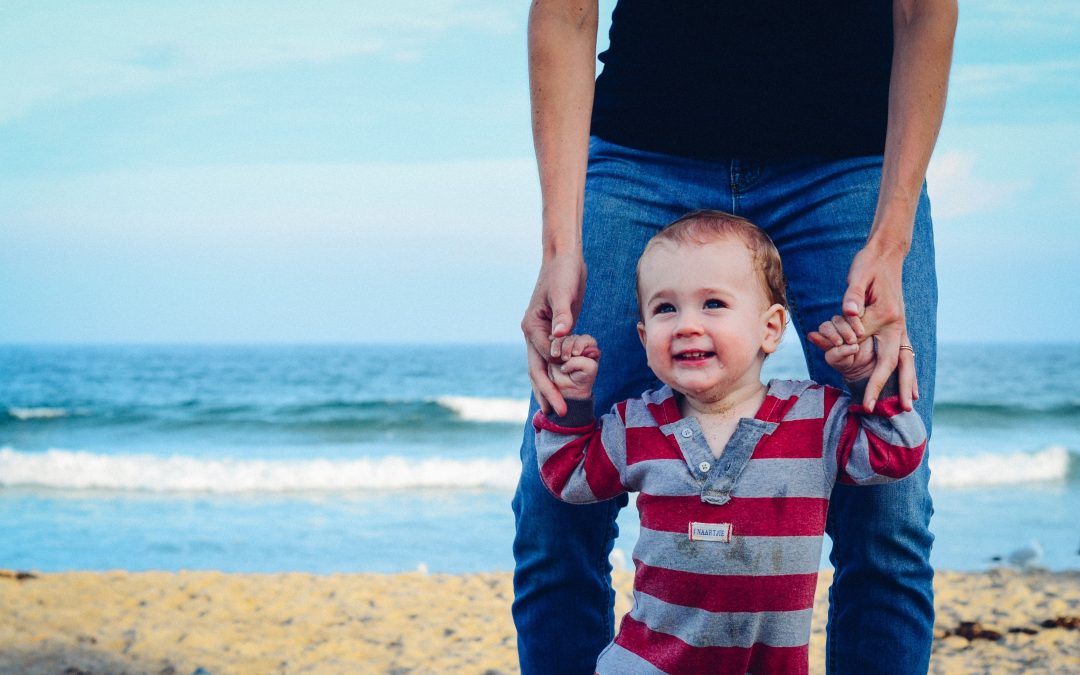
top-left (533, 378), bottom-right (927, 675)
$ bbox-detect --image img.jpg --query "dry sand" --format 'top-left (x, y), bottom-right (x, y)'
top-left (1, 568), bottom-right (1077, 674)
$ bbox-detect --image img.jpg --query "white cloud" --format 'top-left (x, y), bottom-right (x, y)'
top-left (950, 60), bottom-right (1080, 100)
top-left (965, 1), bottom-right (1080, 35)
top-left (0, 1), bottom-right (519, 123)
top-left (1, 157), bottom-right (541, 257)
top-left (926, 150), bottom-right (1027, 219)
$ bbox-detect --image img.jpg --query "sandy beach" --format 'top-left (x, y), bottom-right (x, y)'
top-left (1, 568), bottom-right (1077, 674)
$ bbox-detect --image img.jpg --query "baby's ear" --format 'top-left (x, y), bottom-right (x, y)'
top-left (761, 304), bottom-right (787, 354)
top-left (637, 321), bottom-right (647, 348)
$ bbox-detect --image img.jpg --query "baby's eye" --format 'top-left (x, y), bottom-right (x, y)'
top-left (704, 298), bottom-right (726, 310)
top-left (654, 302), bottom-right (676, 315)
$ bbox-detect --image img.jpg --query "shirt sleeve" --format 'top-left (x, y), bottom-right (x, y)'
top-left (532, 397), bottom-right (631, 503)
top-left (821, 375), bottom-right (927, 487)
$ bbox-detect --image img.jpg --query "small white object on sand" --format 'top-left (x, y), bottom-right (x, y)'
top-left (995, 540), bottom-right (1044, 569)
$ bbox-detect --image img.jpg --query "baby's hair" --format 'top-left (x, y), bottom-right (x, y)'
top-left (636, 209), bottom-right (788, 310)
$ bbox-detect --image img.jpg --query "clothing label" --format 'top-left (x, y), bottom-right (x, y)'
top-left (689, 522), bottom-right (732, 543)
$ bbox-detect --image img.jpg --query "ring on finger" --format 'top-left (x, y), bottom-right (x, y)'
top-left (899, 344), bottom-right (915, 357)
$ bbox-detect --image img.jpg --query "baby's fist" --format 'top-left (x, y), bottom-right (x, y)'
top-left (809, 315), bottom-right (876, 382)
top-left (547, 334), bottom-right (600, 400)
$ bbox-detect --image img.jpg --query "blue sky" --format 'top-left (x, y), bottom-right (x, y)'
top-left (2, 1), bottom-right (1078, 343)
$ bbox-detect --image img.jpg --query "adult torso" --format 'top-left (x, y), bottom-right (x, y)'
top-left (591, 0), bottom-right (894, 159)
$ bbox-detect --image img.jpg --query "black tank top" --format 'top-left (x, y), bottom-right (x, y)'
top-left (591, 1), bottom-right (893, 159)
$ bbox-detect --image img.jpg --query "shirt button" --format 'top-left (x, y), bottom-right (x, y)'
top-left (681, 429), bottom-right (693, 438)
top-left (698, 461), bottom-right (711, 473)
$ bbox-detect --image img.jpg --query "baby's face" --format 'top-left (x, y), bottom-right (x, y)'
top-left (636, 236), bottom-right (783, 404)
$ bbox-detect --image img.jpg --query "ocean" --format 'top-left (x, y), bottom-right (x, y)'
top-left (1, 343), bottom-right (1078, 574)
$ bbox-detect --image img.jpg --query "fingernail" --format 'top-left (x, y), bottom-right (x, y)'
top-left (868, 399), bottom-right (876, 412)
top-left (553, 323), bottom-right (565, 334)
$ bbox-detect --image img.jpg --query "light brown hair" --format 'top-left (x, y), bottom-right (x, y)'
top-left (636, 209), bottom-right (788, 311)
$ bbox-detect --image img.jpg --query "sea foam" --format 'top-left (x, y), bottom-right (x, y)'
top-left (436, 396), bottom-right (528, 424)
top-left (0, 447), bottom-right (520, 493)
top-left (7, 407), bottom-right (72, 420)
top-left (928, 445), bottom-right (1072, 488)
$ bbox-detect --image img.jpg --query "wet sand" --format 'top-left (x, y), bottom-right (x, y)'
top-left (1, 568), bottom-right (1077, 674)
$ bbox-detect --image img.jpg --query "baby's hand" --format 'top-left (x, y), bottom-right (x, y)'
top-left (547, 334), bottom-right (600, 401)
top-left (808, 315), bottom-right (876, 382)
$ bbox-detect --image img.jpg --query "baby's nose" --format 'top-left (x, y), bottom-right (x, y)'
top-left (674, 312), bottom-right (704, 335)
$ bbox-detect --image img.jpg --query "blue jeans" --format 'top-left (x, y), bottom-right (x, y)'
top-left (512, 137), bottom-right (936, 674)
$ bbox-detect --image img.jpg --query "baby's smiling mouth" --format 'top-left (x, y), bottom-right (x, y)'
top-left (674, 351), bottom-right (715, 361)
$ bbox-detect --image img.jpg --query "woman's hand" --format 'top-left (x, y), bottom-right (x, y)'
top-left (841, 243), bottom-right (917, 412)
top-left (521, 250), bottom-right (587, 416)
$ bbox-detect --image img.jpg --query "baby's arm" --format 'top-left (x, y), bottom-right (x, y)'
top-left (813, 315), bottom-right (927, 486)
top-left (533, 335), bottom-right (629, 503)
top-left (812, 316), bottom-right (926, 485)
top-left (823, 383), bottom-right (927, 487)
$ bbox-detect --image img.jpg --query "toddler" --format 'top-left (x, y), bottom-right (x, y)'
top-left (533, 210), bottom-right (926, 674)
